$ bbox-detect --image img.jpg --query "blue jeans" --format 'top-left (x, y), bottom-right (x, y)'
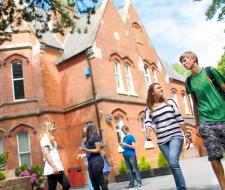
top-left (159, 138), bottom-right (187, 190)
top-left (124, 154), bottom-right (141, 186)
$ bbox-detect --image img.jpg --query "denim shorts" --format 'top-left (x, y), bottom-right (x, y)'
top-left (199, 121), bottom-right (225, 161)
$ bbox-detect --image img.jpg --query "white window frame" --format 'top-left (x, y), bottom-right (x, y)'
top-left (152, 68), bottom-right (158, 83)
top-left (114, 61), bottom-right (124, 93)
top-left (171, 91), bottom-right (179, 107)
top-left (124, 63), bottom-right (135, 94)
top-left (0, 136), bottom-right (4, 155)
top-left (11, 61), bottom-right (26, 101)
top-left (182, 94), bottom-right (190, 114)
top-left (144, 65), bottom-right (151, 88)
top-left (115, 116), bottom-right (125, 152)
top-left (17, 131), bottom-right (32, 166)
top-left (188, 94), bottom-right (194, 116)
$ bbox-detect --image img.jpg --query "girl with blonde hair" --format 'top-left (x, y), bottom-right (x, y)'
top-left (40, 121), bottom-right (70, 190)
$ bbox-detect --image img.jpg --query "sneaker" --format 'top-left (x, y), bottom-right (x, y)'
top-left (126, 184), bottom-right (135, 189)
top-left (137, 182), bottom-right (142, 187)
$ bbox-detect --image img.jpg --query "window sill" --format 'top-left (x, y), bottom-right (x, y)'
top-left (13, 99), bottom-right (26, 102)
top-left (117, 89), bottom-right (128, 95)
top-left (117, 89), bottom-right (138, 96)
top-left (128, 92), bottom-right (138, 97)
top-left (185, 111), bottom-right (191, 115)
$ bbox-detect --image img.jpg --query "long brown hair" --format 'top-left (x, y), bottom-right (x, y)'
top-left (146, 83), bottom-right (167, 111)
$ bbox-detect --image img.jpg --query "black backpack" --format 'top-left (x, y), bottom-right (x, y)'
top-left (186, 66), bottom-right (225, 101)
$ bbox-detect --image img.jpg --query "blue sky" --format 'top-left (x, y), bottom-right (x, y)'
top-left (114, 0), bottom-right (225, 67)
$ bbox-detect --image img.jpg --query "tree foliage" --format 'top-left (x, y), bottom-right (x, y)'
top-left (217, 53), bottom-right (225, 76)
top-left (194, 0), bottom-right (225, 21)
top-left (0, 0), bottom-right (99, 44)
top-left (172, 63), bottom-right (191, 77)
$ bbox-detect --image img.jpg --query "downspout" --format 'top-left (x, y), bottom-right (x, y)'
top-left (85, 47), bottom-right (103, 142)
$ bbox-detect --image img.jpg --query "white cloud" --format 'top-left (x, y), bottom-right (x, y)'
top-left (134, 0), bottom-right (225, 67)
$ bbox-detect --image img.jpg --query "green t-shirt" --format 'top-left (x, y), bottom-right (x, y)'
top-left (186, 67), bottom-right (225, 122)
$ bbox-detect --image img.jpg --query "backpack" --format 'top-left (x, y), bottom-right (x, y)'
top-left (186, 66), bottom-right (225, 101)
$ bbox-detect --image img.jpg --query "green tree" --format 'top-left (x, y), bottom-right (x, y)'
top-left (172, 63), bottom-right (191, 77)
top-left (0, 0), bottom-right (98, 44)
top-left (194, 0), bottom-right (225, 21)
top-left (217, 53), bottom-right (225, 76)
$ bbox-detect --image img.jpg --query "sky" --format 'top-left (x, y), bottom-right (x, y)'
top-left (114, 0), bottom-right (225, 67)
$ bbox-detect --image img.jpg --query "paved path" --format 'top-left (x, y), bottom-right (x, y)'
top-left (72, 156), bottom-right (225, 190)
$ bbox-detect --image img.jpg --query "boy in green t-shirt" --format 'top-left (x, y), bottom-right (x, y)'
top-left (179, 51), bottom-right (225, 190)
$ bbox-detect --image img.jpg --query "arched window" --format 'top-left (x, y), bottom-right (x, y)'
top-left (11, 61), bottom-right (25, 101)
top-left (114, 115), bottom-right (125, 152)
top-left (171, 90), bottom-right (178, 106)
top-left (114, 60), bottom-right (124, 92)
top-left (182, 93), bottom-right (190, 114)
top-left (17, 131), bottom-right (31, 166)
top-left (0, 136), bottom-right (3, 155)
top-left (188, 94), bottom-right (194, 116)
top-left (144, 65), bottom-right (151, 88)
top-left (124, 63), bottom-right (135, 93)
top-left (114, 115), bottom-right (124, 143)
top-left (152, 67), bottom-right (158, 83)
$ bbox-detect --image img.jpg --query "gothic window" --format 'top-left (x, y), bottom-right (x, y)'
top-left (17, 131), bottom-right (31, 166)
top-left (11, 61), bottom-right (25, 101)
top-left (144, 65), bottom-right (151, 88)
top-left (124, 63), bottom-right (135, 93)
top-left (114, 60), bottom-right (124, 92)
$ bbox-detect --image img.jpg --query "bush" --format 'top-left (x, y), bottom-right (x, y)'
top-left (15, 163), bottom-right (47, 190)
top-left (118, 159), bottom-right (127, 174)
top-left (138, 155), bottom-right (151, 171)
top-left (0, 151), bottom-right (9, 170)
top-left (157, 151), bottom-right (169, 168)
top-left (0, 171), bottom-right (6, 181)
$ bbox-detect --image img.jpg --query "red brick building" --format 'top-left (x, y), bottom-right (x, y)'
top-left (0, 0), bottom-right (204, 181)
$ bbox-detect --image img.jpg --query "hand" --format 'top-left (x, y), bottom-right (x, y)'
top-left (195, 126), bottom-right (200, 137)
top-left (119, 142), bottom-right (124, 147)
top-left (77, 153), bottom-right (85, 159)
top-left (52, 166), bottom-right (59, 174)
top-left (185, 137), bottom-right (191, 150)
top-left (146, 128), bottom-right (152, 139)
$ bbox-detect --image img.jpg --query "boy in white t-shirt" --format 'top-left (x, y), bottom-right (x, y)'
top-left (40, 121), bottom-right (70, 190)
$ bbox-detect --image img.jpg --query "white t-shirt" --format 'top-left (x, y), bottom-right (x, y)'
top-left (40, 135), bottom-right (64, 175)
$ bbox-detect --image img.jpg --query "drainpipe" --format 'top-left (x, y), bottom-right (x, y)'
top-left (85, 47), bottom-right (103, 142)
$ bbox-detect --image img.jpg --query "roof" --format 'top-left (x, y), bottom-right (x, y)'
top-left (55, 0), bottom-right (108, 64)
top-left (160, 58), bottom-right (186, 82)
top-left (41, 32), bottom-right (63, 50)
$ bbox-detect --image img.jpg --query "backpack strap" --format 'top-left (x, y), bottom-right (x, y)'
top-left (205, 66), bottom-right (225, 100)
top-left (186, 75), bottom-right (197, 102)
top-left (206, 66), bottom-right (219, 88)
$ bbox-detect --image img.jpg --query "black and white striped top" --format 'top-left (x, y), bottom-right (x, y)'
top-left (144, 99), bottom-right (185, 145)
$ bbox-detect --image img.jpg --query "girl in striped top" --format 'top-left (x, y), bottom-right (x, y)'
top-left (144, 83), bottom-right (190, 190)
